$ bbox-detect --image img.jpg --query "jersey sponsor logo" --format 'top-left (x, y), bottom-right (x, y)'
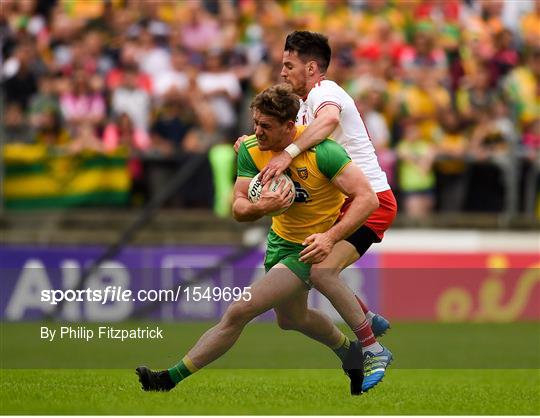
top-left (296, 167), bottom-right (308, 180)
top-left (284, 169), bottom-right (310, 202)
top-left (293, 181), bottom-right (311, 203)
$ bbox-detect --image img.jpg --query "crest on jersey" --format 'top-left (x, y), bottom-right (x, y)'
top-left (297, 167), bottom-right (308, 180)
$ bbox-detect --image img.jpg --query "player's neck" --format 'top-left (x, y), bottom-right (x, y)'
top-left (272, 127), bottom-right (297, 152)
top-left (303, 74), bottom-right (326, 99)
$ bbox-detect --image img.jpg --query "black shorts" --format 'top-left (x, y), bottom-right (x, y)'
top-left (345, 225), bottom-right (382, 257)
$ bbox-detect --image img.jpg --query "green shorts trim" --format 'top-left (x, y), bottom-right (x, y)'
top-left (264, 229), bottom-right (312, 287)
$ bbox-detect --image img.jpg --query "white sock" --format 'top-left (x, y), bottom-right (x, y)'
top-left (362, 341), bottom-right (383, 354)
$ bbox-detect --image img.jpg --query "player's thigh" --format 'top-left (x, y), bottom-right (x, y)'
top-left (314, 240), bottom-right (360, 272)
top-left (242, 263), bottom-right (307, 315)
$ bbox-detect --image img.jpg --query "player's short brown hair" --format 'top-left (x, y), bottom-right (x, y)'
top-left (250, 84), bottom-right (300, 124)
top-left (284, 31), bottom-right (331, 73)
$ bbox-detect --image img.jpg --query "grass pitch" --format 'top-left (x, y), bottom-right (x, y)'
top-left (1, 369), bottom-right (539, 415)
top-left (1, 321), bottom-right (539, 414)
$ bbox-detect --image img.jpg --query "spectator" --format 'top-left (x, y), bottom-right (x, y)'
top-left (182, 92), bottom-right (220, 154)
top-left (197, 48), bottom-right (241, 139)
top-left (468, 0), bottom-right (506, 37)
top-left (354, 0), bottom-right (405, 39)
top-left (520, 118), bottom-right (540, 214)
top-left (250, 32), bottom-right (284, 94)
top-left (1, 0), bottom-right (536, 215)
top-left (354, 80), bottom-right (396, 186)
top-left (434, 110), bottom-right (468, 212)
top-left (146, 94), bottom-right (214, 208)
top-left (397, 66), bottom-right (451, 141)
top-left (106, 46), bottom-right (153, 94)
top-left (397, 121), bottom-right (436, 219)
top-left (111, 65), bottom-right (151, 133)
top-left (503, 48), bottom-right (540, 130)
top-left (103, 113), bottom-right (150, 154)
top-left (149, 96), bottom-right (196, 158)
top-left (103, 112), bottom-right (150, 204)
top-left (523, 119), bottom-right (540, 160)
top-left (354, 16), bottom-right (405, 73)
top-left (178, 0), bottom-right (221, 53)
top-left (502, 0), bottom-right (534, 36)
top-left (152, 45), bottom-right (190, 100)
top-left (465, 101), bottom-right (514, 212)
top-left (519, 0), bottom-right (540, 50)
top-left (3, 41), bottom-right (38, 110)
top-left (490, 29), bottom-right (519, 83)
top-left (456, 63), bottom-right (497, 125)
top-left (133, 25), bottom-right (171, 87)
top-left (59, 70), bottom-right (106, 134)
top-left (68, 122), bottom-right (103, 155)
top-left (398, 21), bottom-right (447, 84)
top-left (82, 30), bottom-right (114, 76)
top-left (1, 102), bottom-right (35, 144)
top-left (34, 109), bottom-right (70, 148)
top-left (29, 72), bottom-right (60, 130)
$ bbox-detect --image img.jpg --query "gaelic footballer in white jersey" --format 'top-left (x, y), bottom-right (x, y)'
top-left (297, 79), bottom-right (390, 193)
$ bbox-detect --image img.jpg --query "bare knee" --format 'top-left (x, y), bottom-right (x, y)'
top-left (276, 313), bottom-right (299, 331)
top-left (276, 312), bottom-right (310, 331)
top-left (223, 300), bottom-right (257, 326)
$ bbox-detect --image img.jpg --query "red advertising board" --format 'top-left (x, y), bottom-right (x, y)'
top-left (380, 252), bottom-right (540, 321)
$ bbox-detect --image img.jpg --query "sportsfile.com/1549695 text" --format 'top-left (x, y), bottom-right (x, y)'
top-left (40, 286), bottom-right (252, 305)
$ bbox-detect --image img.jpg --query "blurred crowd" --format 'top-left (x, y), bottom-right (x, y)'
top-left (1, 0), bottom-right (539, 217)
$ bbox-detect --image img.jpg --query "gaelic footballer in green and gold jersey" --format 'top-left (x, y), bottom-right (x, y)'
top-left (232, 84), bottom-right (376, 285)
top-left (237, 126), bottom-right (351, 244)
top-left (237, 126), bottom-right (353, 283)
top-left (135, 84), bottom-right (379, 396)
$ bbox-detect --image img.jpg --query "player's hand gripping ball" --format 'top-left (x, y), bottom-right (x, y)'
top-left (248, 173), bottom-right (295, 216)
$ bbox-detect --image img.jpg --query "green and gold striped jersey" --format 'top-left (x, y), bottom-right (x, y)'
top-left (237, 126), bottom-right (351, 243)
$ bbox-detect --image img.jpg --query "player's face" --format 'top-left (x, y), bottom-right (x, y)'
top-left (252, 109), bottom-right (291, 152)
top-left (281, 50), bottom-right (308, 97)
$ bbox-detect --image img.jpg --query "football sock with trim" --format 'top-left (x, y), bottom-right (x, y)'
top-left (168, 356), bottom-right (198, 384)
top-left (331, 333), bottom-right (351, 362)
top-left (353, 319), bottom-right (382, 354)
top-left (355, 295), bottom-right (370, 315)
top-left (354, 295), bottom-right (376, 324)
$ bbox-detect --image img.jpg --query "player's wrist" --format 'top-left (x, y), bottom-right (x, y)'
top-left (254, 198), bottom-right (274, 216)
top-left (284, 143), bottom-right (301, 159)
top-left (325, 229), bottom-right (340, 245)
top-left (252, 199), bottom-right (266, 213)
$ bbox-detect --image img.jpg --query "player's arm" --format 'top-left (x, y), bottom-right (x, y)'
top-left (233, 135), bottom-right (250, 153)
top-left (327, 163), bottom-right (379, 243)
top-left (232, 177), bottom-right (292, 222)
top-left (232, 178), bottom-right (266, 222)
top-left (299, 141), bottom-right (378, 264)
top-left (291, 104), bottom-right (341, 153)
top-left (260, 104), bottom-right (340, 184)
top-left (234, 141), bottom-right (294, 221)
top-left (299, 163), bottom-right (378, 263)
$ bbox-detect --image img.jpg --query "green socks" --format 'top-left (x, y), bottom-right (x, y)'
top-left (167, 356), bottom-right (198, 384)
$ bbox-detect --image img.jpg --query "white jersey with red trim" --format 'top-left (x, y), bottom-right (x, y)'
top-left (297, 79), bottom-right (390, 192)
